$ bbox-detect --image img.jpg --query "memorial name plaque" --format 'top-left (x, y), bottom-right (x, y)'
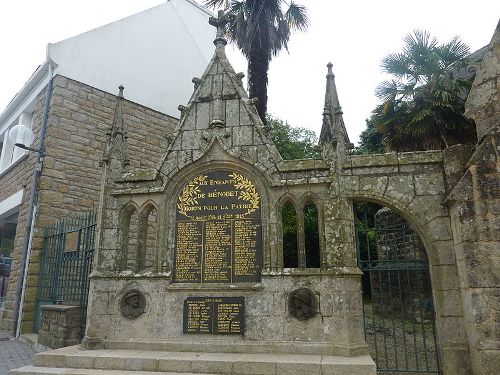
top-left (183, 297), bottom-right (245, 335)
top-left (174, 170), bottom-right (262, 283)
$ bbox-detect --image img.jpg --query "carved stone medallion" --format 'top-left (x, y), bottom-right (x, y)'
top-left (120, 290), bottom-right (146, 319)
top-left (288, 288), bottom-right (317, 321)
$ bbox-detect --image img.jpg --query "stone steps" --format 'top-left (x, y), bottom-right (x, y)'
top-left (9, 345), bottom-right (376, 375)
top-left (10, 368), bottom-right (216, 375)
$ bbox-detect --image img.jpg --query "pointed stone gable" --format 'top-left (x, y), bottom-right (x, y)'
top-left (154, 12), bottom-right (284, 188)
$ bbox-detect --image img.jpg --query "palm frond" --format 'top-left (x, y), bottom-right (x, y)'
top-left (284, 2), bottom-right (309, 31)
top-left (204, 0), bottom-right (231, 9)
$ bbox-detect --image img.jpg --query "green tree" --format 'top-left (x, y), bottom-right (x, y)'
top-left (353, 118), bottom-right (386, 155)
top-left (267, 115), bottom-right (320, 159)
top-left (373, 30), bottom-right (477, 152)
top-left (205, 0), bottom-right (308, 124)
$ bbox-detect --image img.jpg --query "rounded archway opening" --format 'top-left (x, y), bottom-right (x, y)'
top-left (353, 201), bottom-right (440, 374)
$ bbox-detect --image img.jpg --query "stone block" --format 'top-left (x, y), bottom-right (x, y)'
top-left (321, 355), bottom-right (376, 375)
top-left (94, 355), bottom-right (126, 370)
top-left (276, 356), bottom-right (322, 375)
top-left (37, 305), bottom-right (83, 349)
top-left (435, 289), bottom-right (462, 317)
top-left (433, 265), bottom-right (460, 291)
top-left (225, 99), bottom-right (240, 127)
top-left (233, 126), bottom-right (254, 146)
top-left (478, 348), bottom-right (500, 375)
top-left (462, 242), bottom-right (499, 288)
top-left (423, 217), bottom-right (453, 241)
top-left (439, 316), bottom-right (468, 345)
top-left (384, 174), bottom-right (415, 205)
top-left (359, 176), bottom-right (387, 196)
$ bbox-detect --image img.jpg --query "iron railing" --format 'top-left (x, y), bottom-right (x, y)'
top-left (34, 212), bottom-right (96, 334)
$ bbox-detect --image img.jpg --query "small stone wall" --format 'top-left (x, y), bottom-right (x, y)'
top-left (37, 305), bottom-right (82, 349)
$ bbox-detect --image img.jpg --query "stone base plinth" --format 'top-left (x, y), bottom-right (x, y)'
top-left (37, 305), bottom-right (82, 349)
top-left (10, 345), bottom-right (376, 374)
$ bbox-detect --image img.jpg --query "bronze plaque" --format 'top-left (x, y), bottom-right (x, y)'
top-left (174, 170), bottom-right (262, 283)
top-left (183, 296), bottom-right (245, 335)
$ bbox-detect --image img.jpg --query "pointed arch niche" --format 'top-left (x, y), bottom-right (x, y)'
top-left (138, 203), bottom-right (159, 273)
top-left (119, 202), bottom-right (159, 273)
top-left (303, 200), bottom-right (320, 268)
top-left (282, 200), bottom-right (299, 268)
top-left (280, 195), bottom-right (322, 269)
top-left (120, 203), bottom-right (139, 272)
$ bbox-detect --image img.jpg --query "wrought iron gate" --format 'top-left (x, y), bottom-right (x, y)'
top-left (354, 203), bottom-right (440, 374)
top-left (34, 212), bottom-right (96, 334)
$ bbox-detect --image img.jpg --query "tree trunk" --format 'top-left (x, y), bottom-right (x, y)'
top-left (247, 7), bottom-right (270, 125)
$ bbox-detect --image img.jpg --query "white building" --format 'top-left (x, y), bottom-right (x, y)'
top-left (0, 0), bottom-right (215, 260)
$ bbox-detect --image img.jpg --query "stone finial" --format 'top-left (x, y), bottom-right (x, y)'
top-left (327, 62), bottom-right (334, 77)
top-left (118, 84), bottom-right (124, 98)
top-left (101, 85), bottom-right (129, 167)
top-left (209, 10), bottom-right (228, 47)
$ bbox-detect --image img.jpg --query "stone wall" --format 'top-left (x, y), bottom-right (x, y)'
top-left (37, 305), bottom-right (82, 349)
top-left (1, 75), bottom-right (178, 334)
top-left (448, 21), bottom-right (500, 375)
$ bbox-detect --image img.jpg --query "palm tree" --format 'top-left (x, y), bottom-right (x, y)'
top-left (205, 0), bottom-right (308, 124)
top-left (373, 30), bottom-right (477, 152)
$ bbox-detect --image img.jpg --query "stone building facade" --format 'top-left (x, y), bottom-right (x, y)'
top-left (1, 76), bottom-right (177, 334)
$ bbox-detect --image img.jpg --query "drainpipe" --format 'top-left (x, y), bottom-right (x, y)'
top-left (12, 64), bottom-right (54, 338)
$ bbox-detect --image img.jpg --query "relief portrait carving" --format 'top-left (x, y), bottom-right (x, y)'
top-left (120, 290), bottom-right (146, 319)
top-left (288, 288), bottom-right (317, 321)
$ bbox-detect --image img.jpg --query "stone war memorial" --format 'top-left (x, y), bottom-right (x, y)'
top-left (11, 14), bottom-right (499, 375)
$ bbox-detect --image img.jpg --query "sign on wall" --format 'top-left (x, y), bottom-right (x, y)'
top-left (174, 170), bottom-right (262, 283)
top-left (183, 297), bottom-right (245, 335)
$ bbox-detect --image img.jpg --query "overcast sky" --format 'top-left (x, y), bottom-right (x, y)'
top-left (0, 0), bottom-right (498, 144)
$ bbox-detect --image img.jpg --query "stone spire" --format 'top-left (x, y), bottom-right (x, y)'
top-left (102, 85), bottom-right (129, 167)
top-left (206, 10), bottom-right (230, 128)
top-left (319, 62), bottom-right (350, 147)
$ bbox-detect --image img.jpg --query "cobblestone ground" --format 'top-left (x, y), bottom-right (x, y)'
top-left (0, 335), bottom-right (43, 375)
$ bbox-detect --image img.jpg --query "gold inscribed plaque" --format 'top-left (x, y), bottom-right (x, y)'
top-left (174, 170), bottom-right (262, 283)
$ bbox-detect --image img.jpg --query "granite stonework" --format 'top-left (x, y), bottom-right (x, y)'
top-left (9, 17), bottom-right (499, 375)
top-left (37, 305), bottom-right (82, 349)
top-left (447, 21), bottom-right (500, 375)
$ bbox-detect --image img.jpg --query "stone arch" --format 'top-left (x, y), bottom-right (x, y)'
top-left (137, 201), bottom-right (160, 273)
top-left (119, 201), bottom-right (140, 272)
top-left (349, 191), bottom-right (463, 373)
top-left (348, 192), bottom-right (448, 269)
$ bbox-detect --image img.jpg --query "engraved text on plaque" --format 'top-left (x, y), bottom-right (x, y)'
top-left (174, 170), bottom-right (262, 283)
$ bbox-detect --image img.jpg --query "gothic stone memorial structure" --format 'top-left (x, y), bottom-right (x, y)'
top-left (11, 16), bottom-right (499, 375)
